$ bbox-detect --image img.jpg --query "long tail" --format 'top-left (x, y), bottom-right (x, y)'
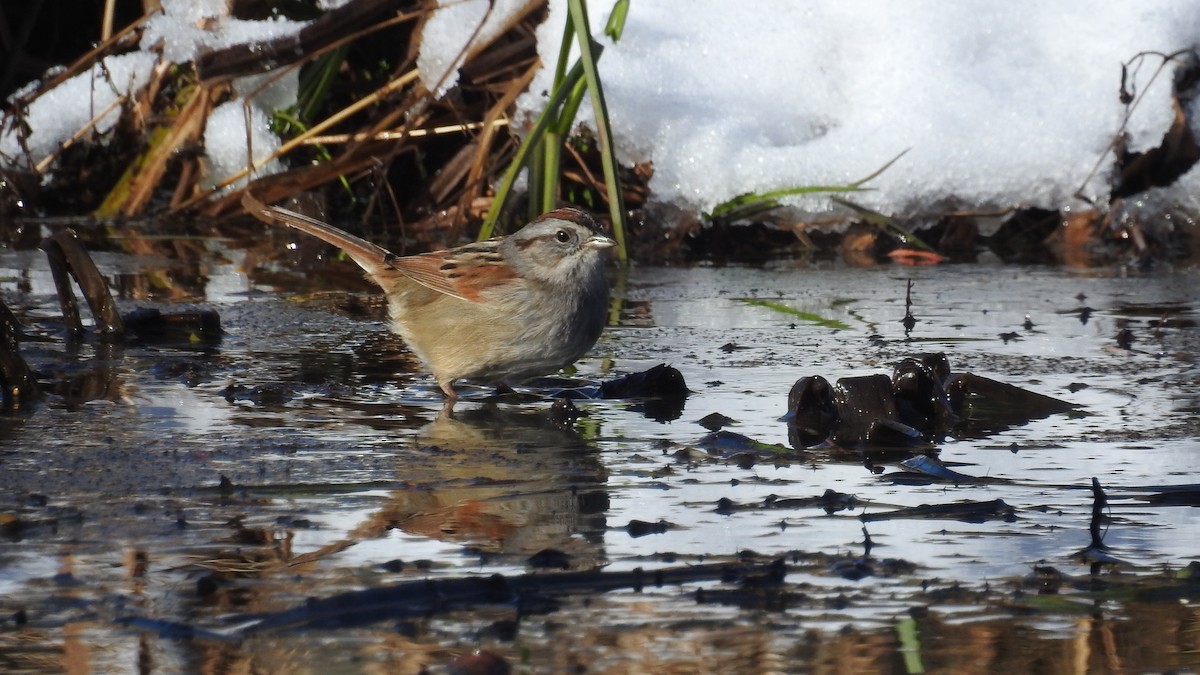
top-left (242, 191), bottom-right (391, 277)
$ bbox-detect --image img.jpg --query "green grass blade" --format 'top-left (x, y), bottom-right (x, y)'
top-left (849, 147), bottom-right (909, 188)
top-left (832, 196), bottom-right (936, 253)
top-left (542, 75), bottom-right (590, 216)
top-left (534, 13), bottom-right (578, 218)
top-left (707, 149), bottom-right (911, 224)
top-left (605, 0), bottom-right (631, 40)
top-left (298, 46), bottom-right (348, 123)
top-left (530, 139), bottom-right (548, 219)
top-left (896, 617), bottom-right (925, 674)
top-left (568, 0), bottom-right (627, 262)
top-left (737, 299), bottom-right (851, 330)
top-left (480, 57), bottom-right (591, 239)
top-left (552, 15), bottom-right (577, 91)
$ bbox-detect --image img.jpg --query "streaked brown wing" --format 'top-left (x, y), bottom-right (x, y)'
top-left (387, 244), bottom-right (517, 303)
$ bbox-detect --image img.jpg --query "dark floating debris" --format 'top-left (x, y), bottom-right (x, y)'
top-left (891, 355), bottom-right (956, 432)
top-left (696, 430), bottom-right (789, 459)
top-left (1075, 477), bottom-right (1126, 569)
top-left (118, 558), bottom-right (792, 638)
top-left (1136, 485), bottom-right (1200, 506)
top-left (901, 279), bottom-right (918, 334)
top-left (123, 307), bottom-right (223, 345)
top-left (547, 397), bottom-right (586, 426)
top-left (1062, 306), bottom-right (1095, 324)
top-left (625, 519), bottom-right (672, 537)
top-left (697, 412), bottom-right (738, 431)
top-left (1024, 565), bottom-right (1064, 594)
top-left (786, 352), bottom-right (1079, 449)
top-left (715, 489), bottom-right (863, 516)
top-left (945, 372), bottom-right (1078, 437)
top-left (1116, 327), bottom-right (1135, 350)
top-left (860, 498), bottom-right (1018, 524)
top-left (219, 382), bottom-right (298, 406)
top-left (830, 374), bottom-right (907, 447)
top-left (765, 489), bottom-right (861, 515)
top-left (528, 549), bottom-right (573, 570)
top-left (785, 375), bottom-right (838, 448)
top-left (598, 364), bottom-right (689, 399)
top-left (597, 363), bottom-right (690, 421)
top-left (883, 455), bottom-right (995, 485)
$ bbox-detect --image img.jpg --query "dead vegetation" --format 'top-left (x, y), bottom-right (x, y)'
top-left (1, 0), bottom-right (638, 252)
top-left (0, 2), bottom-right (1198, 265)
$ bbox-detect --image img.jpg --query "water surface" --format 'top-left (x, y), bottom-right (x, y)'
top-left (2, 240), bottom-right (1198, 673)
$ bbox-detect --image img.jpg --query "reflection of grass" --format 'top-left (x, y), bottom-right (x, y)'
top-left (896, 616), bottom-right (925, 674)
top-left (737, 298), bottom-right (852, 330)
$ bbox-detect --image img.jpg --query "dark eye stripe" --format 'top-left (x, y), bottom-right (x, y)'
top-left (513, 232), bottom-right (569, 250)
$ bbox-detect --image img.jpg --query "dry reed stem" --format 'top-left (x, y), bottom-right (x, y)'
top-left (175, 69), bottom-right (421, 212)
top-left (102, 0), bottom-right (117, 41)
top-left (300, 119), bottom-right (510, 145)
top-left (467, 60), bottom-right (540, 201)
top-left (121, 85), bottom-right (213, 215)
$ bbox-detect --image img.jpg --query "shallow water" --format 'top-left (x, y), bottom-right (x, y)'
top-left (1, 238), bottom-right (1199, 673)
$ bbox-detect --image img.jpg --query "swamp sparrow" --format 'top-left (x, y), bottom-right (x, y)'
top-left (243, 193), bottom-right (615, 403)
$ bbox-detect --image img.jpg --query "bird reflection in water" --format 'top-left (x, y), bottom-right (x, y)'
top-left (351, 403), bottom-right (610, 569)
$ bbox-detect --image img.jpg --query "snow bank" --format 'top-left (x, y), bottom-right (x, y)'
top-left (1, 0), bottom-right (302, 187)
top-left (512, 1), bottom-right (1200, 217)
top-left (0, 52), bottom-right (158, 171)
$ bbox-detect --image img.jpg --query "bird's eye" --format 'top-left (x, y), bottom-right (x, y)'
top-left (555, 229), bottom-right (570, 243)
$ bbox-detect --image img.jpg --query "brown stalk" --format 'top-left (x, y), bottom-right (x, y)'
top-left (175, 69), bottom-right (422, 213)
top-left (122, 85), bottom-right (213, 215)
top-left (102, 0), bottom-right (117, 41)
top-left (40, 229), bottom-right (126, 341)
top-left (191, 0), bottom-right (545, 219)
top-left (466, 60), bottom-right (540, 201)
top-left (0, 298), bottom-right (39, 408)
top-left (421, 67), bottom-right (533, 209)
top-left (201, 120), bottom-right (428, 216)
top-left (563, 142), bottom-right (610, 204)
top-left (197, 1), bottom-right (423, 85)
top-left (300, 119), bottom-right (509, 145)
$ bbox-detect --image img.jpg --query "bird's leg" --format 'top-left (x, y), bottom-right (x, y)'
top-left (438, 377), bottom-right (458, 408)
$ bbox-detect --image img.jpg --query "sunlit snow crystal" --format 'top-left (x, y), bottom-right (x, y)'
top-left (203, 101), bottom-right (285, 190)
top-left (0, 52), bottom-right (158, 171)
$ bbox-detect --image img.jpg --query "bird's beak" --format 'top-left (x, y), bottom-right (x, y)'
top-left (586, 235), bottom-right (617, 250)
